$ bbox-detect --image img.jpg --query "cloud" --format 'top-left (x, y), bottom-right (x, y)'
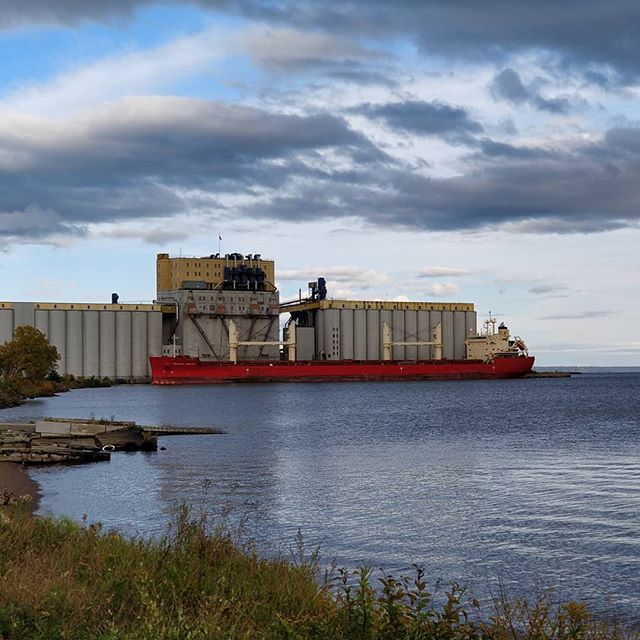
top-left (354, 100), bottom-right (483, 143)
top-left (418, 266), bottom-right (470, 278)
top-left (533, 341), bottom-right (640, 355)
top-left (325, 68), bottom-right (398, 87)
top-left (0, 23), bottom-right (394, 121)
top-left (98, 225), bottom-right (191, 244)
top-left (277, 269), bottom-right (460, 300)
top-left (266, 0), bottom-right (640, 84)
top-left (489, 69), bottom-right (571, 114)
top-left (501, 218), bottom-right (632, 235)
top-left (0, 0), bottom-right (142, 28)
top-left (5, 2), bottom-right (640, 83)
top-left (0, 206), bottom-right (84, 244)
top-left (5, 88), bottom-right (640, 246)
top-left (425, 283), bottom-right (459, 297)
top-left (241, 27), bottom-right (379, 72)
top-left (491, 69), bottom-right (529, 104)
top-left (539, 310), bottom-right (612, 320)
top-left (0, 96), bottom-right (381, 243)
top-left (241, 126), bottom-right (640, 234)
top-left (1, 28), bottom-right (229, 117)
top-left (278, 266), bottom-right (390, 289)
top-left (475, 138), bottom-right (554, 160)
top-left (528, 284), bottom-right (568, 295)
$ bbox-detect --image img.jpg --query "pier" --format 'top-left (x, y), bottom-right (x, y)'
top-left (0, 418), bottom-right (223, 465)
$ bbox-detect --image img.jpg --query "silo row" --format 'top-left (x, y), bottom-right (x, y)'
top-left (316, 308), bottom-right (477, 361)
top-left (0, 305), bottom-right (162, 379)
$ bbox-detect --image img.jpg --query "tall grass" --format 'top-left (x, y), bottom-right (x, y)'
top-left (0, 505), bottom-right (636, 640)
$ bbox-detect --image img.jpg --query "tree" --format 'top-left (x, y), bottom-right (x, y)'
top-left (0, 326), bottom-right (60, 384)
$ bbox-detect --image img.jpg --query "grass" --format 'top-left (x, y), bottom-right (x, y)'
top-left (0, 505), bottom-right (636, 640)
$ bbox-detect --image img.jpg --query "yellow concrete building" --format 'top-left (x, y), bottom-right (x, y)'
top-left (156, 253), bottom-right (276, 294)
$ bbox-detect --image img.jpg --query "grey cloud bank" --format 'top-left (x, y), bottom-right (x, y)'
top-left (0, 97), bottom-right (377, 239)
top-left (4, 1), bottom-right (640, 82)
top-left (2, 1), bottom-right (640, 245)
top-left (490, 69), bottom-right (571, 114)
top-left (243, 125), bottom-right (640, 234)
top-left (3, 94), bottom-right (640, 242)
top-left (241, 27), bottom-right (379, 72)
top-left (354, 101), bottom-right (483, 143)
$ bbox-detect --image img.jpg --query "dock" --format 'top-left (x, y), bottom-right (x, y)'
top-left (140, 425), bottom-right (222, 435)
top-left (0, 418), bottom-right (223, 465)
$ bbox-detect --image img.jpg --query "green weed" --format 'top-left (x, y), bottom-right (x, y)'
top-left (0, 506), bottom-right (635, 640)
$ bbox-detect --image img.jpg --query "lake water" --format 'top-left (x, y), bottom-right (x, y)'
top-left (2, 372), bottom-right (639, 618)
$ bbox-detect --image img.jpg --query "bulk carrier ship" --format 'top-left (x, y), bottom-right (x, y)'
top-left (150, 254), bottom-right (534, 384)
top-left (149, 346), bottom-right (534, 384)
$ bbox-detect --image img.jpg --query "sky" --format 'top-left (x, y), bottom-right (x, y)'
top-left (0, 1), bottom-right (639, 366)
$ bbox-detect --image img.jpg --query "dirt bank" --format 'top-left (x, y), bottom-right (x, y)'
top-left (0, 461), bottom-right (40, 513)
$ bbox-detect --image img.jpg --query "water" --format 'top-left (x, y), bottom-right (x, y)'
top-left (2, 373), bottom-right (640, 617)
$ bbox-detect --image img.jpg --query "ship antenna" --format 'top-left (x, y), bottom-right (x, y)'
top-left (485, 310), bottom-right (493, 336)
top-left (488, 310), bottom-right (496, 335)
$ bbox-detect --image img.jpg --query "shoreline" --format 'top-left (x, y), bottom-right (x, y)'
top-left (0, 461), bottom-right (40, 513)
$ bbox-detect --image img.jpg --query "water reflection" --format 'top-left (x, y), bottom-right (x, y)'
top-left (2, 374), bottom-right (639, 617)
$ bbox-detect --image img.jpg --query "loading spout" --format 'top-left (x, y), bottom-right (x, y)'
top-left (382, 321), bottom-right (442, 360)
top-left (228, 318), bottom-right (296, 363)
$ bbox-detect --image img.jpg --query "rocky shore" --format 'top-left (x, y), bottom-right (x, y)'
top-left (1, 418), bottom-right (223, 515)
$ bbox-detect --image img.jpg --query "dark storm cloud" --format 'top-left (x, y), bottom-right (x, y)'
top-left (354, 101), bottom-right (483, 143)
top-left (241, 27), bottom-right (384, 74)
top-left (0, 97), bottom-right (381, 240)
top-left (490, 69), bottom-right (571, 114)
top-left (491, 69), bottom-right (529, 104)
top-left (475, 138), bottom-right (553, 160)
top-left (4, 95), bottom-right (640, 242)
top-left (325, 67), bottom-right (398, 87)
top-left (0, 0), bottom-right (146, 27)
top-left (5, 1), bottom-right (640, 82)
top-left (0, 207), bottom-right (84, 242)
top-left (239, 126), bottom-right (640, 233)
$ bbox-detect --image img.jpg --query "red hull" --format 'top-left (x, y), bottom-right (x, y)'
top-left (149, 355), bottom-right (535, 384)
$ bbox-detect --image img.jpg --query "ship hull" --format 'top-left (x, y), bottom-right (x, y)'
top-left (149, 355), bottom-right (535, 384)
